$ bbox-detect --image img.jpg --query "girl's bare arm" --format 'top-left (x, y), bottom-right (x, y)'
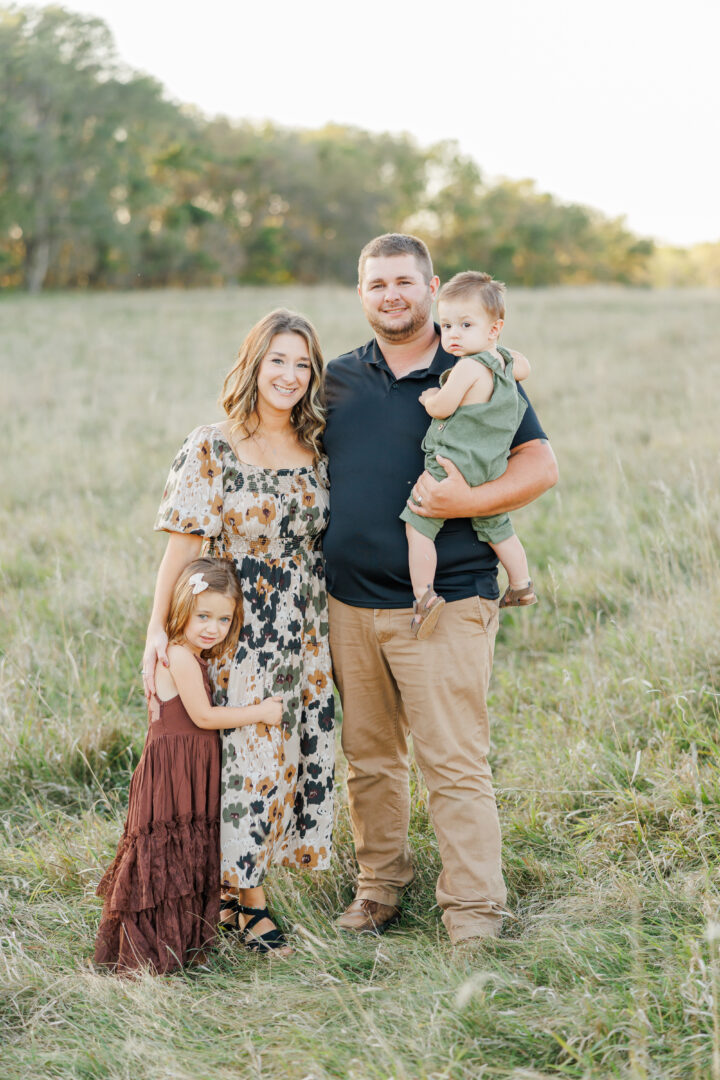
top-left (165, 646), bottom-right (283, 729)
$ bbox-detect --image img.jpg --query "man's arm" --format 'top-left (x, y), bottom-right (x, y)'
top-left (409, 438), bottom-right (558, 520)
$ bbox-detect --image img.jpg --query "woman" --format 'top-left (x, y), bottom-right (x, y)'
top-left (143, 309), bottom-right (334, 955)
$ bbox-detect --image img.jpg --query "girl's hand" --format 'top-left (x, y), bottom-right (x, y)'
top-left (142, 624), bottom-right (169, 698)
top-left (260, 695), bottom-right (283, 727)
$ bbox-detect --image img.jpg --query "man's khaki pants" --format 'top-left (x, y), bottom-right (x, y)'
top-left (328, 593), bottom-right (507, 943)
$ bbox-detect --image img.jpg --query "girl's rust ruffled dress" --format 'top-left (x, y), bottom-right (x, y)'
top-left (94, 657), bottom-right (221, 974)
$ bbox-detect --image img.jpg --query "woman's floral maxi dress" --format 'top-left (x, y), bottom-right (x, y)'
top-left (155, 425), bottom-right (334, 888)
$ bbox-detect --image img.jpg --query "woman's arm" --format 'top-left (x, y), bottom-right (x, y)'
top-left (142, 532), bottom-right (203, 696)
top-left (166, 646), bottom-right (283, 729)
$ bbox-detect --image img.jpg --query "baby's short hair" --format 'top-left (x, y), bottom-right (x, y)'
top-left (438, 271), bottom-right (506, 321)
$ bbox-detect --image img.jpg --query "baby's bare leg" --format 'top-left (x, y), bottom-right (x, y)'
top-left (489, 534), bottom-right (531, 589)
top-left (406, 523), bottom-right (438, 602)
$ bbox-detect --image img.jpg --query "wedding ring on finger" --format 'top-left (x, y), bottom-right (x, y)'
top-left (416, 495), bottom-right (423, 506)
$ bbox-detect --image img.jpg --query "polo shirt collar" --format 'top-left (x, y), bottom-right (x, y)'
top-left (365, 324), bottom-right (451, 377)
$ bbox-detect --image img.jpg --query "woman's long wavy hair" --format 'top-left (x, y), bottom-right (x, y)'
top-left (220, 309), bottom-right (326, 462)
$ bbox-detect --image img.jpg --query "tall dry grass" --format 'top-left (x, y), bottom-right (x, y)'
top-left (2, 286), bottom-right (720, 1079)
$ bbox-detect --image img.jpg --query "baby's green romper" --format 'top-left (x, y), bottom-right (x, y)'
top-left (400, 346), bottom-right (527, 543)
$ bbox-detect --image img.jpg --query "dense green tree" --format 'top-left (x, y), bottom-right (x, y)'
top-left (0, 4), bottom-right (182, 290)
top-left (425, 171), bottom-right (653, 286)
top-left (131, 119), bottom-right (430, 286)
top-left (0, 3), bottom-right (663, 290)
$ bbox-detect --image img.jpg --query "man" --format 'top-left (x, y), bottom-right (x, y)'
top-left (322, 233), bottom-right (557, 944)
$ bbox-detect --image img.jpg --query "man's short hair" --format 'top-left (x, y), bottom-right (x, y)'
top-left (358, 233), bottom-right (434, 285)
top-left (437, 271), bottom-right (506, 321)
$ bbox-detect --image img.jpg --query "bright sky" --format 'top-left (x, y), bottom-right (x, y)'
top-left (69, 0), bottom-right (719, 246)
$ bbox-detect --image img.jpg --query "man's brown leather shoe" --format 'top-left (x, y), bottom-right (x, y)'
top-left (336, 898), bottom-right (400, 935)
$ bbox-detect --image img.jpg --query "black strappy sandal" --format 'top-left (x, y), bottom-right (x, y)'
top-left (219, 894), bottom-right (243, 933)
top-left (220, 897), bottom-right (290, 955)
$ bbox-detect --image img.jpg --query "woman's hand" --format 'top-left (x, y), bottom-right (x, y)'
top-left (260, 695), bottom-right (283, 727)
top-left (142, 623), bottom-right (169, 698)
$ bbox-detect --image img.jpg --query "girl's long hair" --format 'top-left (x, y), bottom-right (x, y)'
top-left (166, 557), bottom-right (243, 661)
top-left (220, 309), bottom-right (326, 462)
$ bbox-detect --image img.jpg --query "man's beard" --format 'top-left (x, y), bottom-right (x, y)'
top-left (365, 296), bottom-right (433, 342)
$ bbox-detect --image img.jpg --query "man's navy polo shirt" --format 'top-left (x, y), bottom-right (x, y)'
top-left (323, 329), bottom-right (547, 608)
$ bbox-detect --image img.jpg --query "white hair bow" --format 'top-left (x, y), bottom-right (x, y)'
top-left (188, 572), bottom-right (209, 595)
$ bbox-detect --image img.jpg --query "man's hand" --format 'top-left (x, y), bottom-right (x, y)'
top-left (409, 440), bottom-right (558, 520)
top-left (409, 457), bottom-right (471, 518)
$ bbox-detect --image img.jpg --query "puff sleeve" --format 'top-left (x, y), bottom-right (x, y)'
top-left (154, 425), bottom-right (224, 537)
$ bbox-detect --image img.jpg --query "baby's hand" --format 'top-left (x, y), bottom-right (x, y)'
top-left (507, 349), bottom-right (530, 381)
top-left (418, 388), bottom-right (439, 406)
top-left (260, 694), bottom-right (283, 726)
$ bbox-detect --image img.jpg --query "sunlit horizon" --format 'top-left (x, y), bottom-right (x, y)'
top-left (58, 0), bottom-right (720, 248)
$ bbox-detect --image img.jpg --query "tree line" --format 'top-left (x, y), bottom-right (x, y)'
top-left (0, 4), bottom-right (679, 293)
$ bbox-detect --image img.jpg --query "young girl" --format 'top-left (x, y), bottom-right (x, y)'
top-left (94, 557), bottom-right (283, 975)
top-left (401, 271), bottom-right (538, 639)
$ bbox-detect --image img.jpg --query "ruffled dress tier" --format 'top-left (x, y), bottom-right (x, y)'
top-left (94, 659), bottom-right (220, 974)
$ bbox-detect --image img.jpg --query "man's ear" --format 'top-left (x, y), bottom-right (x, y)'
top-left (429, 275), bottom-right (440, 299)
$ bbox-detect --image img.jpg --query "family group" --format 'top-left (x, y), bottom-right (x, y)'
top-left (94, 232), bottom-right (557, 972)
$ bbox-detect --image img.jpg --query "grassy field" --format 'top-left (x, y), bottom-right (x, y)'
top-left (2, 285), bottom-right (720, 1080)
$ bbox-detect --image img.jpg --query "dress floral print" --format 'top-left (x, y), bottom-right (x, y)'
top-left (156, 425), bottom-right (334, 887)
